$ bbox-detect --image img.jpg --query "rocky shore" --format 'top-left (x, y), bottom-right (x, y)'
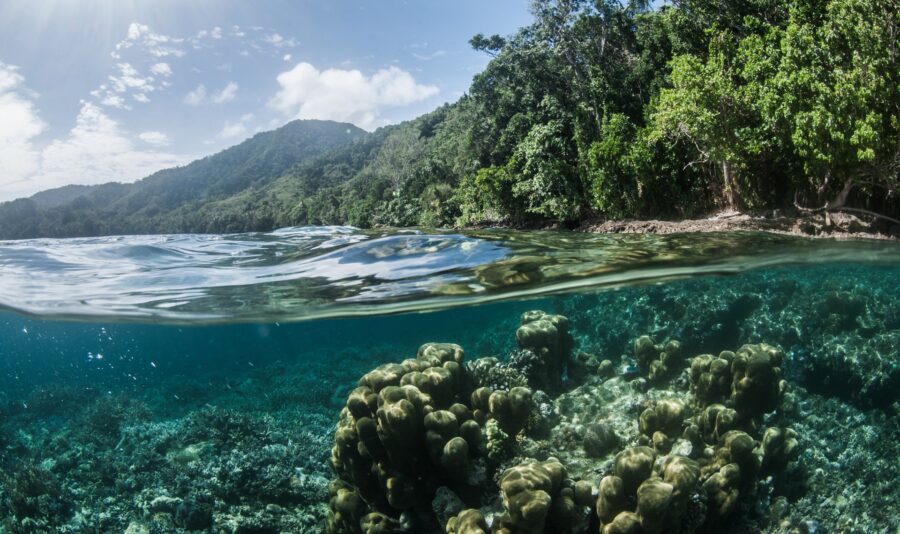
top-left (581, 211), bottom-right (899, 240)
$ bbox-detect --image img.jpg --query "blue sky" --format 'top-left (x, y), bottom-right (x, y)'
top-left (0, 0), bottom-right (533, 201)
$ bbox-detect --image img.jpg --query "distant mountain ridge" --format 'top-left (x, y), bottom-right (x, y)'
top-left (0, 120), bottom-right (367, 238)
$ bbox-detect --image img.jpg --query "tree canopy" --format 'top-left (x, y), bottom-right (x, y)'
top-left (0, 0), bottom-right (896, 238)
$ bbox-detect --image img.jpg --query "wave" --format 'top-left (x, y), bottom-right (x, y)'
top-left (0, 227), bottom-right (897, 323)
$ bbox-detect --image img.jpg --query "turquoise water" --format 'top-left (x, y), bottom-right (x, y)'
top-left (0, 228), bottom-right (897, 533)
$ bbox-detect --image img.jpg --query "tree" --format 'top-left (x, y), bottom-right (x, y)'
top-left (649, 36), bottom-right (757, 209)
top-left (769, 0), bottom-right (899, 215)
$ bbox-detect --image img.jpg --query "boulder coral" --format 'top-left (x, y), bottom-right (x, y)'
top-left (595, 449), bottom-right (701, 534)
top-left (328, 337), bottom-right (545, 533)
top-left (492, 458), bottom-right (588, 534)
top-left (515, 311), bottom-right (575, 391)
top-left (328, 342), bottom-right (481, 532)
top-left (634, 335), bottom-right (683, 383)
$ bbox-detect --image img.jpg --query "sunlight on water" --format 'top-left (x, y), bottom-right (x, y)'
top-left (1, 227), bottom-right (899, 322)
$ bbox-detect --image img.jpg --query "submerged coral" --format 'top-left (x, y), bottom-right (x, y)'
top-left (324, 311), bottom-right (816, 534)
top-left (1, 291), bottom-right (897, 534)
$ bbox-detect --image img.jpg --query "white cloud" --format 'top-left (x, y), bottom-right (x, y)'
top-left (218, 122), bottom-right (247, 140)
top-left (210, 26), bottom-right (223, 39)
top-left (412, 50), bottom-right (447, 61)
top-left (264, 33), bottom-right (298, 48)
top-left (0, 63), bottom-right (45, 198)
top-left (116, 22), bottom-right (185, 59)
top-left (184, 84), bottom-right (206, 105)
top-left (92, 63), bottom-right (154, 107)
top-left (34, 103), bottom-right (188, 193)
top-left (283, 54), bottom-right (292, 62)
top-left (149, 62), bottom-right (172, 76)
top-left (269, 62), bottom-right (439, 130)
top-left (138, 131), bottom-right (170, 146)
top-left (217, 113), bottom-right (254, 141)
top-left (100, 94), bottom-right (129, 109)
top-left (211, 82), bottom-right (238, 104)
top-left (109, 63), bottom-right (154, 93)
top-left (0, 99), bottom-right (190, 201)
top-left (185, 82), bottom-right (237, 105)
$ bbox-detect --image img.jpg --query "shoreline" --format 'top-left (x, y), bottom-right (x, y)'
top-left (577, 210), bottom-right (899, 240)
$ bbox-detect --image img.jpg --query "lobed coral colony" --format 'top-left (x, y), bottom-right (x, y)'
top-left (326, 311), bottom-right (800, 533)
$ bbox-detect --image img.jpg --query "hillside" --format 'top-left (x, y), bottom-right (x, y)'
top-left (0, 0), bottom-right (896, 239)
top-left (0, 120), bottom-right (366, 238)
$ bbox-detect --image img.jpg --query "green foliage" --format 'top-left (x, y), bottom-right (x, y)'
top-left (0, 0), bottom-right (896, 238)
top-left (771, 0), bottom-right (899, 194)
top-left (588, 113), bottom-right (639, 218)
top-left (509, 118), bottom-right (581, 220)
top-left (457, 165), bottom-right (517, 224)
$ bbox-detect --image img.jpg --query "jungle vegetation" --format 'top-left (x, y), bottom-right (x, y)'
top-left (0, 0), bottom-right (897, 238)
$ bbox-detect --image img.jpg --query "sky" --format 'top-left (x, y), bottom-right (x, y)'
top-left (0, 0), bottom-right (533, 202)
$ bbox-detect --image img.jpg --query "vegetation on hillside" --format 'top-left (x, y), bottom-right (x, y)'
top-left (0, 0), bottom-right (896, 238)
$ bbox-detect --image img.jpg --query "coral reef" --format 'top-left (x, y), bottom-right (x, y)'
top-left (325, 311), bottom-right (579, 532)
top-left (2, 282), bottom-right (898, 534)
top-left (560, 265), bottom-right (900, 409)
top-left (324, 310), bottom-right (814, 534)
top-left (633, 336), bottom-right (684, 383)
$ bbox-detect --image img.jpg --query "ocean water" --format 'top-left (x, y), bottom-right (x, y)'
top-left (0, 227), bottom-right (897, 533)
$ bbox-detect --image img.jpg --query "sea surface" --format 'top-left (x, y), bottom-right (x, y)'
top-left (0, 227), bottom-right (897, 533)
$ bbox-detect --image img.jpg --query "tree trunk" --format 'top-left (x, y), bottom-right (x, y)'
top-left (722, 160), bottom-right (739, 209)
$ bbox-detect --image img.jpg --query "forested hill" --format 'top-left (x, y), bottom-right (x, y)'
top-left (0, 120), bottom-right (366, 238)
top-left (1, 0), bottom-right (897, 239)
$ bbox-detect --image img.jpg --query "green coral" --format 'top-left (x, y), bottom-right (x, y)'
top-left (494, 458), bottom-right (585, 534)
top-left (515, 311), bottom-right (575, 391)
top-left (328, 317), bottom-right (802, 533)
top-left (329, 342), bottom-right (479, 532)
top-left (633, 336), bottom-right (684, 383)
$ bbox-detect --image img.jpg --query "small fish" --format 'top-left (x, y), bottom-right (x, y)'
top-left (150, 361), bottom-right (157, 368)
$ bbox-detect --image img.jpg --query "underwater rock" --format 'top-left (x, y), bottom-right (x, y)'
top-left (582, 421), bottom-right (621, 458)
top-left (174, 495), bottom-right (214, 530)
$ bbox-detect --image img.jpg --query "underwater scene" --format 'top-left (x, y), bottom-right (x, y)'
top-left (0, 228), bottom-right (898, 534)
